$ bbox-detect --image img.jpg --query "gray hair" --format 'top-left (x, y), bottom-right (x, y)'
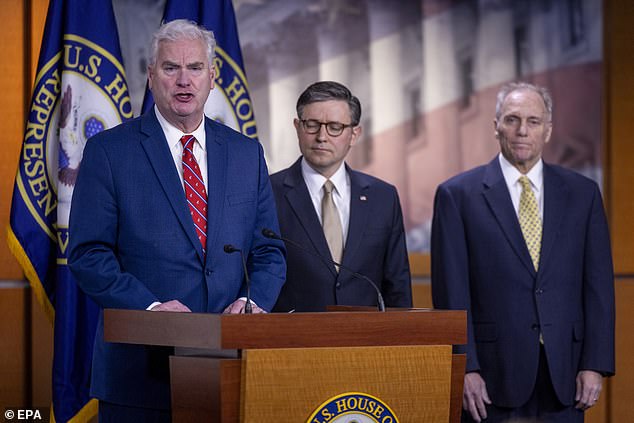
top-left (149, 19), bottom-right (216, 66)
top-left (296, 81), bottom-right (362, 126)
top-left (495, 82), bottom-right (553, 122)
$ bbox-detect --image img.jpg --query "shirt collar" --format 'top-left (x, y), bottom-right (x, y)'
top-left (154, 105), bottom-right (206, 151)
top-left (499, 153), bottom-right (543, 191)
top-left (301, 158), bottom-right (347, 195)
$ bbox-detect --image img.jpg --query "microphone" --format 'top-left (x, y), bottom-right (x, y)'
top-left (261, 228), bottom-right (385, 312)
top-left (223, 244), bottom-right (252, 314)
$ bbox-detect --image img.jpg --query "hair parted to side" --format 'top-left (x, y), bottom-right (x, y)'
top-left (149, 19), bottom-right (216, 66)
top-left (495, 81), bottom-right (553, 122)
top-left (296, 81), bottom-right (362, 126)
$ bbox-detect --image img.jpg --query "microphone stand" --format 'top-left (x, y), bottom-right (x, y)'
top-left (223, 244), bottom-right (252, 314)
top-left (261, 228), bottom-right (385, 312)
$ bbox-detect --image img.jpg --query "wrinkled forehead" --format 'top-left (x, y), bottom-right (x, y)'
top-left (157, 38), bottom-right (209, 62)
top-left (300, 100), bottom-right (352, 120)
top-left (499, 89), bottom-right (548, 118)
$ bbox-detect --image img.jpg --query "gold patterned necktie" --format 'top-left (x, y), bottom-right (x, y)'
top-left (518, 175), bottom-right (542, 270)
top-left (322, 180), bottom-right (343, 268)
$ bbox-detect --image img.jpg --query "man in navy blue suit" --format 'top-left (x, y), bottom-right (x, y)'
top-left (68, 19), bottom-right (285, 422)
top-left (431, 82), bottom-right (614, 422)
top-left (271, 81), bottom-right (412, 312)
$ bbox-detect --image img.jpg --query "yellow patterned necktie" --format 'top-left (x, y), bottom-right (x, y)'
top-left (518, 176), bottom-right (542, 270)
top-left (322, 180), bottom-right (343, 268)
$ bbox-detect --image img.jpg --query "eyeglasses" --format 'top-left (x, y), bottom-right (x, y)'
top-left (299, 119), bottom-right (354, 137)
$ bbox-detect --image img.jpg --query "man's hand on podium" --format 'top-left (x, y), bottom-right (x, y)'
top-left (223, 298), bottom-right (266, 314)
top-left (150, 300), bottom-right (192, 312)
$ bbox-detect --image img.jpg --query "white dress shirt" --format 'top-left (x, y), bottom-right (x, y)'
top-left (301, 158), bottom-right (351, 243)
top-left (154, 105), bottom-right (208, 192)
top-left (499, 153), bottom-right (544, 219)
top-left (147, 108), bottom-right (208, 311)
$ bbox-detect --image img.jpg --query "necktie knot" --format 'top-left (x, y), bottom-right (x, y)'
top-left (518, 175), bottom-right (532, 191)
top-left (180, 134), bottom-right (195, 150)
top-left (323, 179), bottom-right (335, 195)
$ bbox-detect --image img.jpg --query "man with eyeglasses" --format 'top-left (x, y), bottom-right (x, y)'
top-left (270, 81), bottom-right (412, 312)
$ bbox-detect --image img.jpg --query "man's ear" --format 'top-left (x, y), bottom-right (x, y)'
top-left (209, 64), bottom-right (216, 90)
top-left (544, 122), bottom-right (553, 144)
top-left (147, 65), bottom-right (154, 89)
top-left (350, 125), bottom-right (362, 146)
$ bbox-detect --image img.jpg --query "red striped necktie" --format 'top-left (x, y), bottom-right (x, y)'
top-left (180, 135), bottom-right (207, 254)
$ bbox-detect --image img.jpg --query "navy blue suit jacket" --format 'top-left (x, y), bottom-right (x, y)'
top-left (431, 157), bottom-right (615, 407)
top-left (270, 158), bottom-right (412, 312)
top-left (68, 110), bottom-right (286, 409)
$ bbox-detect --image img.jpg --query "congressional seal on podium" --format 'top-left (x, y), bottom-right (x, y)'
top-left (306, 392), bottom-right (399, 423)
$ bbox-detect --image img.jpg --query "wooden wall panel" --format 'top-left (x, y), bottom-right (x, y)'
top-left (412, 279), bottom-right (432, 308)
top-left (27, 0), bottom-right (53, 410)
top-left (409, 253), bottom-right (430, 278)
top-left (31, 289), bottom-right (52, 408)
top-left (0, 283), bottom-right (28, 409)
top-left (609, 279), bottom-right (634, 422)
top-left (606, 1), bottom-right (634, 419)
top-left (0, 1), bottom-right (26, 279)
top-left (0, 0), bottom-right (53, 411)
top-left (30, 0), bottom-right (48, 81)
top-left (606, 0), bottom-right (634, 274)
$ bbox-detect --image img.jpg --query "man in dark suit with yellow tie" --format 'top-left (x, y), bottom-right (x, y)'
top-left (431, 82), bottom-right (615, 422)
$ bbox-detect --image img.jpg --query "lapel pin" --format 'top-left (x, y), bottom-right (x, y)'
top-left (360, 195), bottom-right (367, 201)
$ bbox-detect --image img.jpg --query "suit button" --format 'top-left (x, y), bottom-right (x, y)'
top-left (535, 288), bottom-right (544, 295)
top-left (531, 324), bottom-right (540, 331)
top-left (205, 269), bottom-right (211, 276)
top-left (336, 282), bottom-right (341, 289)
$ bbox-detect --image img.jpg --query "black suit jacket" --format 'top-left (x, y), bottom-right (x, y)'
top-left (271, 158), bottom-right (412, 312)
top-left (431, 157), bottom-right (615, 407)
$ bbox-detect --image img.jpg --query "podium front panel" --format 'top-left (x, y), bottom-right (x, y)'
top-left (241, 345), bottom-right (452, 422)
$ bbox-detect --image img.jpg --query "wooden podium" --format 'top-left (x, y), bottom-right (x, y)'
top-left (104, 309), bottom-right (466, 422)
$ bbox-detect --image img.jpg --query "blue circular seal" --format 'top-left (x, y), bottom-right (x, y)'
top-left (307, 392), bottom-right (400, 423)
top-left (18, 34), bottom-right (131, 259)
top-left (207, 46), bottom-right (257, 139)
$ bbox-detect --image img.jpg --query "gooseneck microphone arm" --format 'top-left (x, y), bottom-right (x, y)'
top-left (261, 228), bottom-right (385, 312)
top-left (223, 244), bottom-right (252, 314)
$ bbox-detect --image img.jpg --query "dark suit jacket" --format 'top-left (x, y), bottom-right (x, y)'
top-left (431, 157), bottom-right (615, 408)
top-left (270, 158), bottom-right (412, 312)
top-left (68, 110), bottom-right (286, 409)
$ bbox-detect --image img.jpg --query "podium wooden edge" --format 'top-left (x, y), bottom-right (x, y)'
top-left (451, 354), bottom-right (466, 423)
top-left (170, 356), bottom-right (241, 423)
top-left (104, 308), bottom-right (466, 349)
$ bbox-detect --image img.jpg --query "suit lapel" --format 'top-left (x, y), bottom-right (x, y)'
top-left (204, 119), bottom-right (227, 260)
top-left (341, 168), bottom-right (370, 271)
top-left (140, 111), bottom-right (205, 263)
top-left (283, 159), bottom-right (337, 276)
top-left (539, 164), bottom-right (567, 275)
top-left (481, 158), bottom-right (536, 276)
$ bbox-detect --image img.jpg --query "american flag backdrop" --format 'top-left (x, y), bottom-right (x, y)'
top-left (115, 0), bottom-right (603, 253)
